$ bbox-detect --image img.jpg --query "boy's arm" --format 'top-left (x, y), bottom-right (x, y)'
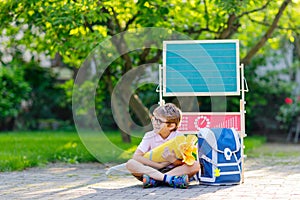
top-left (133, 149), bottom-right (170, 169)
top-left (162, 147), bottom-right (184, 166)
top-left (172, 159), bottom-right (184, 166)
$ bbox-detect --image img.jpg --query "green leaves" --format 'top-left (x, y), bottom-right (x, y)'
top-left (1, 0), bottom-right (298, 68)
top-left (0, 66), bottom-right (31, 120)
top-left (0, 0), bottom-right (299, 134)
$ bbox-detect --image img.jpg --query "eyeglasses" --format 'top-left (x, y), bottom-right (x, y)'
top-left (151, 116), bottom-right (168, 125)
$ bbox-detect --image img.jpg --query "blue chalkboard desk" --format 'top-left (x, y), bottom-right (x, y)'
top-left (158, 40), bottom-right (248, 183)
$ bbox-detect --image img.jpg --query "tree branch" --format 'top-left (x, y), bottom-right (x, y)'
top-left (218, 14), bottom-right (239, 39)
top-left (111, 7), bottom-right (122, 33)
top-left (111, 35), bottom-right (133, 74)
top-left (242, 0), bottom-right (292, 65)
top-left (100, 7), bottom-right (116, 35)
top-left (218, 1), bottom-right (272, 39)
top-left (102, 7), bottom-right (132, 73)
top-left (138, 48), bottom-right (151, 65)
top-left (124, 11), bottom-right (140, 31)
top-left (84, 16), bottom-right (94, 33)
top-left (145, 49), bottom-right (162, 64)
top-left (237, 0), bottom-right (272, 18)
top-left (183, 27), bottom-right (216, 35)
top-left (203, 0), bottom-right (209, 30)
top-left (247, 15), bottom-right (300, 32)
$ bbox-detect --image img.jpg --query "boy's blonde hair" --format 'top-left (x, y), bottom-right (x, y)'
top-left (153, 103), bottom-right (182, 131)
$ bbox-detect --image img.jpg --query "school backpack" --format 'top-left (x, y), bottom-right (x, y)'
top-left (196, 128), bottom-right (242, 185)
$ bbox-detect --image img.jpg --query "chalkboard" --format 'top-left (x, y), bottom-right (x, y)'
top-left (163, 40), bottom-right (240, 96)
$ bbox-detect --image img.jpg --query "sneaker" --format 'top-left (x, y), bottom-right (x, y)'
top-left (169, 175), bottom-right (189, 189)
top-left (142, 174), bottom-right (159, 188)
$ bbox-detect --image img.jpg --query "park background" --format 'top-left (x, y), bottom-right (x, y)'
top-left (0, 0), bottom-right (300, 171)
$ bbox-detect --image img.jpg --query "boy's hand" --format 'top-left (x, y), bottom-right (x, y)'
top-left (157, 161), bottom-right (170, 169)
top-left (162, 147), bottom-right (177, 163)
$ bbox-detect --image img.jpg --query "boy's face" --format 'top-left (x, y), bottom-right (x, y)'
top-left (151, 114), bottom-right (174, 135)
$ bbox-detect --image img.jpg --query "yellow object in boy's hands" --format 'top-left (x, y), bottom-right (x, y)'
top-left (179, 135), bottom-right (198, 166)
top-left (143, 135), bottom-right (198, 165)
top-left (144, 135), bottom-right (185, 162)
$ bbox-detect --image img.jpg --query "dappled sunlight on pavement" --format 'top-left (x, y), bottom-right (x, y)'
top-left (1, 143), bottom-right (300, 199)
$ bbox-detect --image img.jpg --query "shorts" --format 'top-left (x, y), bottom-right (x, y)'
top-left (159, 164), bottom-right (175, 173)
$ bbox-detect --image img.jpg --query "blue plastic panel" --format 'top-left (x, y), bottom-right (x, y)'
top-left (163, 40), bottom-right (240, 96)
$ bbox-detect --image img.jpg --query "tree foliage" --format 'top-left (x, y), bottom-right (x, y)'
top-left (1, 0), bottom-right (300, 139)
top-left (1, 0), bottom-right (298, 66)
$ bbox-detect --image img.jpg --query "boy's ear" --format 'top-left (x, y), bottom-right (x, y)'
top-left (167, 123), bottom-right (176, 131)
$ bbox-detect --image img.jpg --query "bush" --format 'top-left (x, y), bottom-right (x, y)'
top-left (276, 97), bottom-right (300, 131)
top-left (0, 66), bottom-right (31, 130)
top-left (244, 56), bottom-right (295, 134)
top-left (16, 63), bottom-right (73, 130)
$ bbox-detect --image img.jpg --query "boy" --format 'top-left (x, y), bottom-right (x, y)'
top-left (126, 103), bottom-right (200, 189)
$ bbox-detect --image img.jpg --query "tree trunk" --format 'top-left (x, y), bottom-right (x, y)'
top-left (111, 88), bottom-right (149, 143)
top-left (294, 34), bottom-right (300, 59)
top-left (105, 13), bottom-right (161, 142)
top-left (108, 33), bottom-right (152, 142)
top-left (129, 94), bottom-right (151, 126)
top-left (121, 129), bottom-right (131, 143)
top-left (103, 69), bottom-right (133, 143)
top-left (112, 94), bottom-right (132, 143)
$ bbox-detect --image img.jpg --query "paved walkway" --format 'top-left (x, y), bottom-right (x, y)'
top-left (1, 143), bottom-right (300, 200)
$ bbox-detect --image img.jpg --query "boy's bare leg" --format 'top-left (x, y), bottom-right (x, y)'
top-left (126, 159), bottom-right (200, 181)
top-left (126, 159), bottom-right (165, 181)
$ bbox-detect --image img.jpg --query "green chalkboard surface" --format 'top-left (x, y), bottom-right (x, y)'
top-left (163, 40), bottom-right (240, 96)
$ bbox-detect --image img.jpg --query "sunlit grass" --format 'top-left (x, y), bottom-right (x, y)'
top-left (0, 131), bottom-right (142, 172)
top-left (243, 135), bottom-right (267, 156)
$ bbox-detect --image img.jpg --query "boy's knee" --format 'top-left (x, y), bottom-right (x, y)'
top-left (126, 159), bottom-right (137, 170)
top-left (190, 161), bottom-right (201, 174)
top-left (125, 159), bottom-right (133, 170)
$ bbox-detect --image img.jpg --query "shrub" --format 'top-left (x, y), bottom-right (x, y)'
top-left (0, 66), bottom-right (31, 130)
top-left (17, 62), bottom-right (72, 130)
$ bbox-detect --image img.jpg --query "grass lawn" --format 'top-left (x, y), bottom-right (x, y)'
top-left (0, 131), bottom-right (142, 172)
top-left (243, 135), bottom-right (266, 155)
top-left (0, 131), bottom-right (266, 172)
